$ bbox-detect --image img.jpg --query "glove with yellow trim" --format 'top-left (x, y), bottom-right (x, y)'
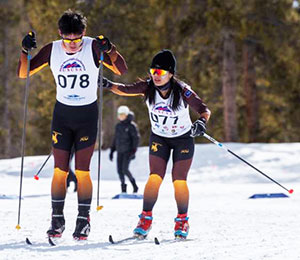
top-left (22, 31), bottom-right (37, 53)
top-left (95, 35), bottom-right (112, 52)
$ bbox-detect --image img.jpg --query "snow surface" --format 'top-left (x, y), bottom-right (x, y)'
top-left (1, 142), bottom-right (300, 260)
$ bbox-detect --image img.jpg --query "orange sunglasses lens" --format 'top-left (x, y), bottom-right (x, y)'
top-left (150, 68), bottom-right (168, 76)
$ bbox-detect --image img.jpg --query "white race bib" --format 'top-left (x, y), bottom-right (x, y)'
top-left (50, 37), bottom-right (99, 106)
top-left (146, 91), bottom-right (192, 138)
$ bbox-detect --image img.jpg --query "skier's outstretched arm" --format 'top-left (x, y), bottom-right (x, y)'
top-left (100, 77), bottom-right (147, 97)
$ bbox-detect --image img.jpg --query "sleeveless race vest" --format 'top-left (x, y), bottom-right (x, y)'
top-left (50, 37), bottom-right (99, 106)
top-left (146, 88), bottom-right (192, 138)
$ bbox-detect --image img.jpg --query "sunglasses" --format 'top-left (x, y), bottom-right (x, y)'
top-left (149, 68), bottom-right (168, 76)
top-left (62, 36), bottom-right (83, 44)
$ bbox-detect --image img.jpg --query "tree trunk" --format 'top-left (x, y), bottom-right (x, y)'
top-left (243, 39), bottom-right (258, 142)
top-left (2, 26), bottom-right (12, 158)
top-left (222, 31), bottom-right (238, 142)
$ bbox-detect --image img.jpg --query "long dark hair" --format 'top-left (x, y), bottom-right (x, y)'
top-left (144, 77), bottom-right (183, 111)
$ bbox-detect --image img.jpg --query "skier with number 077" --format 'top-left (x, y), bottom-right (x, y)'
top-left (101, 49), bottom-right (211, 239)
top-left (17, 9), bottom-right (127, 240)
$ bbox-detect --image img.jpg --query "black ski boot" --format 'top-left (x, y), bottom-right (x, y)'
top-left (121, 183), bottom-right (127, 193)
top-left (47, 215), bottom-right (65, 238)
top-left (73, 216), bottom-right (90, 240)
top-left (131, 179), bottom-right (139, 193)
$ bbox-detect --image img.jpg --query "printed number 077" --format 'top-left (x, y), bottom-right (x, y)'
top-left (151, 113), bottom-right (178, 125)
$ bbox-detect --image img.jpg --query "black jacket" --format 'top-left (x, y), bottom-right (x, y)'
top-left (111, 113), bottom-right (139, 154)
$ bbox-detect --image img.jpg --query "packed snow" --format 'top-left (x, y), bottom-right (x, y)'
top-left (1, 142), bottom-right (300, 260)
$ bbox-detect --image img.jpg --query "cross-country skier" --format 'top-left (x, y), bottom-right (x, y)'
top-left (18, 9), bottom-right (127, 240)
top-left (101, 49), bottom-right (210, 239)
top-left (109, 105), bottom-right (140, 193)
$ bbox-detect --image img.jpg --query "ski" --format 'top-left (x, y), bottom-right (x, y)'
top-left (48, 236), bottom-right (56, 246)
top-left (154, 236), bottom-right (188, 244)
top-left (108, 234), bottom-right (146, 244)
top-left (25, 236), bottom-right (57, 246)
top-left (25, 237), bottom-right (32, 245)
top-left (25, 236), bottom-right (88, 247)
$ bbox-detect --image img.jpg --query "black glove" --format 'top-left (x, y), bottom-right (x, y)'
top-left (109, 150), bottom-right (114, 161)
top-left (190, 118), bottom-right (207, 137)
top-left (95, 35), bottom-right (112, 53)
top-left (98, 76), bottom-right (113, 89)
top-left (129, 149), bottom-right (136, 160)
top-left (22, 31), bottom-right (37, 53)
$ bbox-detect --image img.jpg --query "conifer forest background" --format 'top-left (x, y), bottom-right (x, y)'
top-left (0, 0), bottom-right (300, 158)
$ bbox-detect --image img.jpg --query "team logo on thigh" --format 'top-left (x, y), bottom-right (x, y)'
top-left (80, 136), bottom-right (89, 142)
top-left (52, 131), bottom-right (62, 144)
top-left (151, 142), bottom-right (162, 152)
top-left (181, 149), bottom-right (189, 154)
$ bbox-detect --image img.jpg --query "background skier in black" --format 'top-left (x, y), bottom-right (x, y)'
top-left (109, 106), bottom-right (139, 193)
top-left (66, 147), bottom-right (77, 192)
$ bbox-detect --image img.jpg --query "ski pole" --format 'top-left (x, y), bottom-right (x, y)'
top-left (16, 49), bottom-right (32, 230)
top-left (34, 151), bottom-right (52, 180)
top-left (96, 49), bottom-right (104, 211)
top-left (202, 133), bottom-right (294, 194)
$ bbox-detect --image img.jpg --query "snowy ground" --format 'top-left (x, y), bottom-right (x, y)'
top-left (1, 142), bottom-right (300, 260)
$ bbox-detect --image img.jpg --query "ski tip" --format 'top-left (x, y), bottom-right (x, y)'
top-left (154, 237), bottom-right (160, 245)
top-left (109, 235), bottom-right (114, 244)
top-left (25, 237), bottom-right (32, 245)
top-left (48, 237), bottom-right (56, 246)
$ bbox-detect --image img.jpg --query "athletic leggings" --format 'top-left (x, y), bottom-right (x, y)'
top-left (50, 101), bottom-right (98, 217)
top-left (117, 152), bottom-right (136, 185)
top-left (143, 131), bottom-right (194, 214)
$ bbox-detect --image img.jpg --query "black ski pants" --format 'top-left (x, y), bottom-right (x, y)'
top-left (117, 152), bottom-right (135, 185)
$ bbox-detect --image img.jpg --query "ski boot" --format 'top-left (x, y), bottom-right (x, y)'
top-left (73, 215), bottom-right (91, 240)
top-left (174, 213), bottom-right (189, 239)
top-left (121, 183), bottom-right (127, 193)
top-left (47, 215), bottom-right (65, 238)
top-left (133, 211), bottom-right (152, 238)
top-left (132, 180), bottom-right (139, 193)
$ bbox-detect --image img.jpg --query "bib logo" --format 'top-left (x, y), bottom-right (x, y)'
top-left (154, 105), bottom-right (172, 113)
top-left (60, 58), bottom-right (86, 72)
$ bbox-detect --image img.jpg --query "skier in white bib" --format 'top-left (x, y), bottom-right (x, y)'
top-left (101, 49), bottom-right (211, 239)
top-left (18, 9), bottom-right (128, 240)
